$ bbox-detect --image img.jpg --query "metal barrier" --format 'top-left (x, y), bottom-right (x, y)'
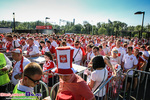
top-left (93, 69), bottom-right (150, 100)
top-left (122, 69), bottom-right (150, 100)
top-left (50, 82), bottom-right (60, 100)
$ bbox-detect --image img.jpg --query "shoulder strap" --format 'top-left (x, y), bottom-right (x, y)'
top-left (14, 41), bottom-right (16, 48)
top-left (73, 47), bottom-right (80, 59)
top-left (93, 69), bottom-right (106, 92)
top-left (20, 56), bottom-right (24, 73)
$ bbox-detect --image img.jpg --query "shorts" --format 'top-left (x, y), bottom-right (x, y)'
top-left (95, 96), bottom-right (105, 100)
top-left (48, 76), bottom-right (57, 87)
top-left (133, 71), bottom-right (139, 77)
top-left (127, 77), bottom-right (132, 83)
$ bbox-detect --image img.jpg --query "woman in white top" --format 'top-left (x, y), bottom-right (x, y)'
top-left (89, 56), bottom-right (108, 100)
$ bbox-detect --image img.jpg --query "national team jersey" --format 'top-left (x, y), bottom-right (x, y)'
top-left (42, 60), bottom-right (56, 83)
top-left (45, 45), bottom-right (56, 54)
top-left (122, 54), bottom-right (138, 75)
top-left (112, 47), bottom-right (126, 60)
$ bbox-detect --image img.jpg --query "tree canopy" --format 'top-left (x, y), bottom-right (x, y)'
top-left (0, 20), bottom-right (150, 38)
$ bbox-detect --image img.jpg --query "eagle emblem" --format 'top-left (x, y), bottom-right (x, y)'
top-left (60, 55), bottom-right (67, 63)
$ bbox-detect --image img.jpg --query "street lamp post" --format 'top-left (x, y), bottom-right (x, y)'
top-left (13, 12), bottom-right (15, 33)
top-left (45, 17), bottom-right (50, 29)
top-left (134, 11), bottom-right (145, 40)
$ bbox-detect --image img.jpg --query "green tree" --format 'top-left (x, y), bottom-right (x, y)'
top-left (98, 27), bottom-right (107, 35)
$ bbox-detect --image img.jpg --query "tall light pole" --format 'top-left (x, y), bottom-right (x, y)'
top-left (134, 11), bottom-right (145, 40)
top-left (91, 20), bottom-right (93, 35)
top-left (45, 17), bottom-right (50, 29)
top-left (13, 12), bottom-right (15, 33)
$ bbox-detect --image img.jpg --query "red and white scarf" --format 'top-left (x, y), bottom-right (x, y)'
top-left (13, 56), bottom-right (24, 73)
top-left (6, 41), bottom-right (12, 52)
top-left (27, 44), bottom-right (34, 55)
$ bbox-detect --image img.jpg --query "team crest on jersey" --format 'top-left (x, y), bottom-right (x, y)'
top-left (60, 55), bottom-right (67, 63)
top-left (130, 58), bottom-right (133, 60)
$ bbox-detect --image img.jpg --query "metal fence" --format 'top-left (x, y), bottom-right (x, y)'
top-left (121, 69), bottom-right (150, 100)
top-left (93, 69), bottom-right (150, 100)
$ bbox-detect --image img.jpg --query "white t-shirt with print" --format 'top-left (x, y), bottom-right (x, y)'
top-left (122, 54), bottom-right (138, 75)
top-left (28, 45), bottom-right (40, 56)
top-left (103, 47), bottom-right (110, 55)
top-left (142, 51), bottom-right (149, 58)
top-left (112, 47), bottom-right (126, 60)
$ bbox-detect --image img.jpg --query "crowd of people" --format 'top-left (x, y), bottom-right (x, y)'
top-left (0, 32), bottom-right (150, 100)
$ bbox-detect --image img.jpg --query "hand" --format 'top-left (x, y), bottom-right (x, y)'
top-left (14, 74), bottom-right (22, 79)
top-left (8, 71), bottom-right (13, 79)
top-left (0, 67), bottom-right (8, 72)
top-left (88, 64), bottom-right (92, 68)
top-left (125, 69), bottom-right (129, 72)
top-left (43, 72), bottom-right (48, 75)
top-left (24, 55), bottom-right (30, 58)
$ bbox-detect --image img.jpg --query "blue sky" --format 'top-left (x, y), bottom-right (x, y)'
top-left (0, 0), bottom-right (150, 26)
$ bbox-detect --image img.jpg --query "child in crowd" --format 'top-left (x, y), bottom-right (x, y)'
top-left (42, 52), bottom-right (57, 95)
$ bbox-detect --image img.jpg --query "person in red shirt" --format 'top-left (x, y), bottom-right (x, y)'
top-left (42, 52), bottom-right (57, 95)
top-left (45, 40), bottom-right (56, 55)
top-left (55, 46), bottom-right (95, 100)
top-left (40, 41), bottom-right (46, 55)
top-left (81, 39), bottom-right (87, 52)
top-left (133, 49), bottom-right (146, 90)
top-left (134, 49), bottom-right (146, 71)
top-left (133, 42), bottom-right (142, 50)
top-left (99, 45), bottom-right (105, 56)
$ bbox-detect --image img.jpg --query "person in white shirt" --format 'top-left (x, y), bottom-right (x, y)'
top-left (5, 35), bottom-right (20, 52)
top-left (34, 38), bottom-right (40, 48)
top-left (86, 44), bottom-right (95, 62)
top-left (110, 49), bottom-right (121, 67)
top-left (25, 38), bottom-right (40, 58)
top-left (10, 48), bottom-right (31, 85)
top-left (73, 40), bottom-right (83, 65)
top-left (140, 45), bottom-right (149, 61)
top-left (89, 56), bottom-right (108, 100)
top-left (49, 36), bottom-right (58, 48)
top-left (102, 42), bottom-right (111, 56)
top-left (22, 41), bottom-right (28, 52)
top-left (112, 39), bottom-right (126, 61)
top-left (13, 35), bottom-right (20, 42)
top-left (122, 46), bottom-right (138, 92)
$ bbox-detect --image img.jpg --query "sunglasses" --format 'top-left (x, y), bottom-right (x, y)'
top-left (75, 44), bottom-right (79, 46)
top-left (24, 75), bottom-right (41, 84)
top-left (113, 51), bottom-right (118, 54)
